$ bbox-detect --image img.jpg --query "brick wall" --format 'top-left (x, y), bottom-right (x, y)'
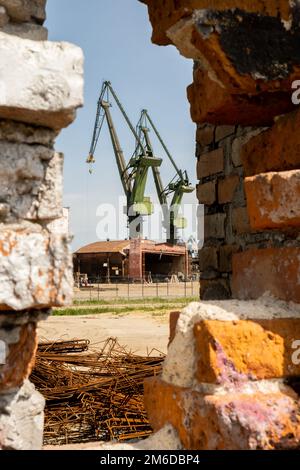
top-left (140, 0), bottom-right (300, 450)
top-left (145, 300), bottom-right (300, 450)
top-left (196, 116), bottom-right (300, 301)
top-left (0, 0), bottom-right (83, 449)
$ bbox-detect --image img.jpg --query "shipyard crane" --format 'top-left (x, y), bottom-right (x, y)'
top-left (86, 81), bottom-right (162, 238)
top-left (136, 109), bottom-right (194, 244)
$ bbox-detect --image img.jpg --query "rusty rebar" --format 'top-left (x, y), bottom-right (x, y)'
top-left (31, 338), bottom-right (165, 445)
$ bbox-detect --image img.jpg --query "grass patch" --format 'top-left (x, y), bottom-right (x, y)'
top-left (73, 296), bottom-right (198, 306)
top-left (53, 304), bottom-right (174, 317)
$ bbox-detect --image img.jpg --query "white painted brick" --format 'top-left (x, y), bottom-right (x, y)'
top-left (0, 381), bottom-right (44, 450)
top-left (0, 32), bottom-right (84, 129)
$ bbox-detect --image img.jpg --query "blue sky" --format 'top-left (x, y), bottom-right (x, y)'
top-left (46, 0), bottom-right (197, 250)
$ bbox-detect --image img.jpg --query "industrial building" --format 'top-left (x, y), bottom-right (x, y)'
top-left (73, 239), bottom-right (189, 283)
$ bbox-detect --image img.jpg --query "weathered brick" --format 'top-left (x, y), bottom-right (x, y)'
top-left (215, 125), bottom-right (235, 142)
top-left (232, 207), bottom-right (251, 234)
top-left (0, 228), bottom-right (73, 310)
top-left (242, 107), bottom-right (300, 177)
top-left (197, 148), bottom-right (224, 179)
top-left (0, 142), bottom-right (63, 223)
top-left (162, 298), bottom-right (300, 390)
top-left (196, 124), bottom-right (215, 147)
top-left (219, 245), bottom-right (239, 272)
top-left (0, 5), bottom-right (8, 27)
top-left (187, 59), bottom-right (294, 126)
top-left (190, 9), bottom-right (295, 96)
top-left (245, 170), bottom-right (300, 230)
top-left (143, 1), bottom-right (298, 126)
top-left (0, 0), bottom-right (46, 24)
top-left (144, 377), bottom-right (300, 450)
top-left (200, 279), bottom-right (231, 300)
top-left (204, 213), bottom-right (226, 239)
top-left (218, 174), bottom-right (240, 204)
top-left (141, 0), bottom-right (291, 46)
top-left (231, 129), bottom-right (263, 167)
top-left (199, 246), bottom-right (218, 271)
top-left (1, 22), bottom-right (48, 41)
top-left (194, 319), bottom-right (300, 384)
top-left (0, 380), bottom-right (44, 450)
top-left (0, 32), bottom-right (83, 129)
top-left (0, 120), bottom-right (57, 146)
top-left (169, 311), bottom-right (180, 346)
top-left (0, 323), bottom-right (37, 392)
top-left (232, 247), bottom-right (300, 303)
top-left (196, 181), bottom-right (216, 205)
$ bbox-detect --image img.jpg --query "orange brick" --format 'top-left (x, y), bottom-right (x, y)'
top-left (194, 319), bottom-right (300, 384)
top-left (144, 377), bottom-right (300, 449)
top-left (218, 174), bottom-right (240, 204)
top-left (242, 108), bottom-right (300, 177)
top-left (232, 247), bottom-right (300, 303)
top-left (190, 9), bottom-right (293, 97)
top-left (188, 67), bottom-right (293, 126)
top-left (197, 148), bottom-right (224, 179)
top-left (142, 1), bottom-right (291, 46)
top-left (245, 170), bottom-right (300, 230)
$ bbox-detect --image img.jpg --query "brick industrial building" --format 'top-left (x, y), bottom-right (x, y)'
top-left (74, 239), bottom-right (189, 282)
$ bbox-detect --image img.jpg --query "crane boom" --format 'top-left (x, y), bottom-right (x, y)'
top-left (101, 101), bottom-right (131, 195)
top-left (140, 125), bottom-right (167, 206)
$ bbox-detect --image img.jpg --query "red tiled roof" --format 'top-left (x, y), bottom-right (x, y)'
top-left (75, 239), bottom-right (187, 256)
top-left (75, 240), bottom-right (130, 255)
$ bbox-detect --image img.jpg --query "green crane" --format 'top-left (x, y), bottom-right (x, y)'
top-left (86, 81), bottom-right (162, 238)
top-left (136, 110), bottom-right (195, 244)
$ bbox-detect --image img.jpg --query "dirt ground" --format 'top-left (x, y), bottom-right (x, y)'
top-left (37, 312), bottom-right (170, 355)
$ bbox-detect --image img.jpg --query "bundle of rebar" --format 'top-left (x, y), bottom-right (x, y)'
top-left (31, 338), bottom-right (165, 446)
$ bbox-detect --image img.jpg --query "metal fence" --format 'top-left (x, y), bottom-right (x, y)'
top-left (74, 276), bottom-right (199, 302)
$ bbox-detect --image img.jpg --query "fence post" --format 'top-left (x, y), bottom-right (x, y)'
top-left (97, 280), bottom-right (100, 302)
top-left (156, 282), bottom-right (158, 298)
top-left (167, 281), bottom-right (169, 298)
top-left (142, 278), bottom-right (144, 299)
top-left (184, 279), bottom-right (187, 298)
top-left (127, 279), bottom-right (130, 300)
